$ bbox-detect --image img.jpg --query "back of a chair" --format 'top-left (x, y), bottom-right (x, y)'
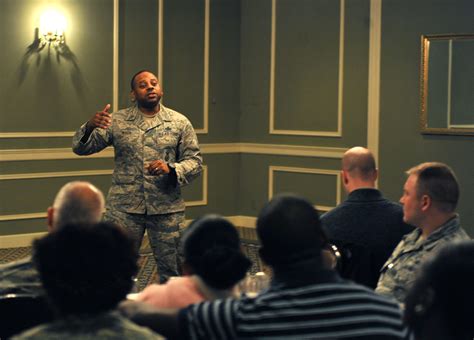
top-left (0, 294), bottom-right (54, 339)
top-left (330, 240), bottom-right (379, 289)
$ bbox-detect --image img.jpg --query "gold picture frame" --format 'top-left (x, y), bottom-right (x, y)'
top-left (420, 34), bottom-right (474, 135)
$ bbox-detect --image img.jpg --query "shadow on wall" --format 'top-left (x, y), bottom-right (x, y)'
top-left (17, 28), bottom-right (88, 101)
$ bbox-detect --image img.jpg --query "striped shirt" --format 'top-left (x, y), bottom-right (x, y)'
top-left (179, 277), bottom-right (411, 339)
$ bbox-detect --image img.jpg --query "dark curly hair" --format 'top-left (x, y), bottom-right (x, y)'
top-left (182, 215), bottom-right (251, 290)
top-left (33, 222), bottom-right (138, 316)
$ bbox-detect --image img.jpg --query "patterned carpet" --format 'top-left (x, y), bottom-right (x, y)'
top-left (0, 236), bottom-right (263, 292)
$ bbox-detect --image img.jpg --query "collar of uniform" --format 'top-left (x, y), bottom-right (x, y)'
top-left (346, 188), bottom-right (384, 202)
top-left (125, 105), bottom-right (168, 131)
top-left (399, 214), bottom-right (460, 253)
top-left (423, 214), bottom-right (461, 246)
top-left (124, 104), bottom-right (172, 121)
top-left (157, 104), bottom-right (173, 122)
top-left (124, 105), bottom-right (141, 121)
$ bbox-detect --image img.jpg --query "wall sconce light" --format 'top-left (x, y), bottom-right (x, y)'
top-left (39, 9), bottom-right (66, 46)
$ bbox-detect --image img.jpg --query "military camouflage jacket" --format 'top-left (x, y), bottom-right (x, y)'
top-left (73, 105), bottom-right (202, 215)
top-left (0, 256), bottom-right (43, 297)
top-left (375, 215), bottom-right (470, 304)
top-left (13, 310), bottom-right (164, 339)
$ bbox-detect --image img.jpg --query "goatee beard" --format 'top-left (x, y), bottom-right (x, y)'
top-left (139, 99), bottom-right (159, 110)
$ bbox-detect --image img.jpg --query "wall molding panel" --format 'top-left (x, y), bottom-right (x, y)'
top-left (0, 232), bottom-right (47, 248)
top-left (367, 0), bottom-right (382, 168)
top-left (0, 143), bottom-right (346, 162)
top-left (113, 0), bottom-right (119, 112)
top-left (0, 132), bottom-right (74, 138)
top-left (0, 213), bottom-right (47, 223)
top-left (0, 170), bottom-right (113, 181)
top-left (269, 0), bottom-right (345, 137)
top-left (268, 165), bottom-right (341, 212)
top-left (0, 213), bottom-right (259, 249)
top-left (0, 148), bottom-right (115, 161)
top-left (0, 166), bottom-right (208, 222)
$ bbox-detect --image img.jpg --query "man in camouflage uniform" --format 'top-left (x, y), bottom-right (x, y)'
top-left (376, 162), bottom-right (470, 305)
top-left (0, 181), bottom-right (105, 297)
top-left (72, 70), bottom-right (202, 283)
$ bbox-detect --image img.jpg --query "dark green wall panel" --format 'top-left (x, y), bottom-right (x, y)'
top-left (185, 153), bottom-right (240, 219)
top-left (240, 0), bottom-right (273, 142)
top-left (201, 0), bottom-right (241, 143)
top-left (451, 41), bottom-right (474, 124)
top-left (380, 0), bottom-right (474, 236)
top-left (0, 219), bottom-right (48, 236)
top-left (162, 0), bottom-right (205, 129)
top-left (239, 153), bottom-right (342, 216)
top-left (0, 158), bottom-right (113, 174)
top-left (0, 175), bottom-right (112, 216)
top-left (0, 138), bottom-right (73, 150)
top-left (240, 0), bottom-right (370, 147)
top-left (274, 0), bottom-right (340, 132)
top-left (118, 0), bottom-right (159, 109)
top-left (273, 171), bottom-right (339, 208)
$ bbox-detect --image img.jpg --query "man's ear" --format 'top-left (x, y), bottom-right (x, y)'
top-left (47, 206), bottom-right (54, 232)
top-left (373, 168), bottom-right (379, 181)
top-left (130, 91), bottom-right (136, 103)
top-left (341, 170), bottom-right (349, 186)
top-left (421, 195), bottom-right (432, 212)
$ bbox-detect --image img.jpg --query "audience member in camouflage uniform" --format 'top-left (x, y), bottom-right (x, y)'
top-left (13, 222), bottom-right (164, 340)
top-left (0, 181), bottom-right (104, 297)
top-left (72, 70), bottom-right (202, 283)
top-left (376, 162), bottom-right (470, 305)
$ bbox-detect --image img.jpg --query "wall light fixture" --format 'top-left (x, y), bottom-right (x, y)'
top-left (39, 9), bottom-right (66, 46)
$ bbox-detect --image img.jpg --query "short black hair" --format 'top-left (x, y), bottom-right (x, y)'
top-left (182, 214), bottom-right (251, 289)
top-left (404, 241), bottom-right (474, 339)
top-left (130, 69), bottom-right (155, 90)
top-left (257, 193), bottom-right (326, 266)
top-left (33, 222), bottom-right (138, 316)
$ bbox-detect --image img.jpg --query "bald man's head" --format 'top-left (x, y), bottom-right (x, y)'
top-left (49, 181), bottom-right (105, 230)
top-left (342, 147), bottom-right (377, 184)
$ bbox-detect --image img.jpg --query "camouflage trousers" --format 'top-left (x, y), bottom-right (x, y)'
top-left (104, 209), bottom-right (185, 283)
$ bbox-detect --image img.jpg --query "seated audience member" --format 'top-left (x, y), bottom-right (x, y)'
top-left (13, 222), bottom-right (163, 339)
top-left (135, 214), bottom-right (251, 308)
top-left (120, 194), bottom-right (411, 339)
top-left (376, 162), bottom-right (470, 304)
top-left (321, 147), bottom-right (413, 288)
top-left (0, 181), bottom-right (105, 297)
top-left (404, 241), bottom-right (474, 340)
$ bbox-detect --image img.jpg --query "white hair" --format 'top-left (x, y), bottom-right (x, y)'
top-left (52, 181), bottom-right (105, 229)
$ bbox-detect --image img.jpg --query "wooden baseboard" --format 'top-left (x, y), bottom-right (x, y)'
top-left (0, 232), bottom-right (47, 248)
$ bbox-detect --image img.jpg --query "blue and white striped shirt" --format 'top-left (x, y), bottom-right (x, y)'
top-left (179, 273), bottom-right (411, 339)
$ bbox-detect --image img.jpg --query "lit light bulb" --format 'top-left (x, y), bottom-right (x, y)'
top-left (39, 9), bottom-right (66, 45)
